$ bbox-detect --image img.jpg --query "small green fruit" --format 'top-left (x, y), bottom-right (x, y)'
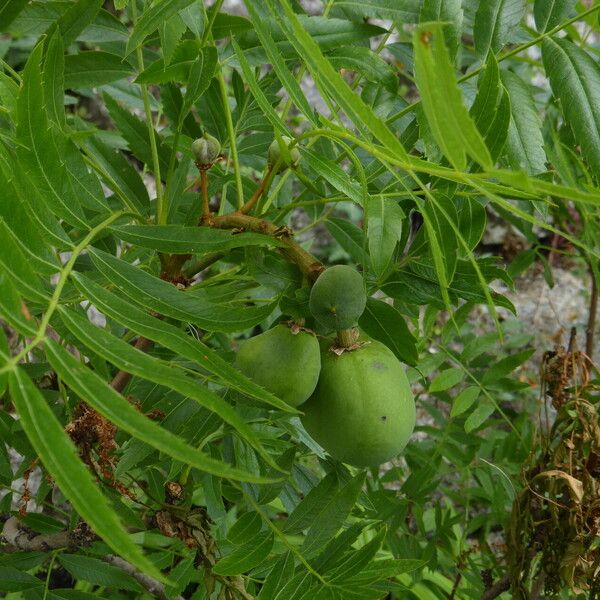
top-left (301, 340), bottom-right (415, 466)
top-left (309, 265), bottom-right (367, 331)
top-left (268, 136), bottom-right (300, 172)
top-left (236, 324), bottom-right (321, 407)
top-left (192, 133), bottom-right (221, 167)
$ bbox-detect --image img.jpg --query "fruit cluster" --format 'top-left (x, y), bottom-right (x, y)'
top-left (236, 265), bottom-right (416, 467)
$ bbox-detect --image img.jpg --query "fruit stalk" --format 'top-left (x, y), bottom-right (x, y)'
top-left (336, 327), bottom-right (359, 349)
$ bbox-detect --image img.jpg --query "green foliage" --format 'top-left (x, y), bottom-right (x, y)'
top-left (0, 1), bottom-right (598, 599)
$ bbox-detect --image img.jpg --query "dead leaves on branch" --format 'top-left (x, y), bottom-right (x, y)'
top-left (508, 331), bottom-right (599, 597)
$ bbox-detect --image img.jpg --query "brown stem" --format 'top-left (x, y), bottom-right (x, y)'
top-left (211, 213), bottom-right (324, 281)
top-left (200, 170), bottom-right (210, 221)
top-left (183, 251), bottom-right (226, 278)
top-left (104, 555), bottom-right (183, 600)
top-left (479, 574), bottom-right (510, 600)
top-left (1, 516), bottom-right (95, 553)
top-left (240, 165), bottom-right (275, 215)
top-left (110, 335), bottom-right (155, 393)
top-left (448, 572), bottom-right (462, 600)
top-left (586, 260), bottom-right (598, 361)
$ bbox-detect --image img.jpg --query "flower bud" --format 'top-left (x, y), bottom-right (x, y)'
top-left (192, 133), bottom-right (221, 168)
top-left (268, 136), bottom-right (300, 172)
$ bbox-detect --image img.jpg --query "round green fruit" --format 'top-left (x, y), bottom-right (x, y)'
top-left (268, 136), bottom-right (300, 172)
top-left (236, 324), bottom-right (321, 408)
top-left (192, 133), bottom-right (221, 167)
top-left (301, 340), bottom-right (415, 466)
top-left (309, 265), bottom-right (367, 331)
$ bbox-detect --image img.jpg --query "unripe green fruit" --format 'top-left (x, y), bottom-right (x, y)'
top-left (301, 340), bottom-right (415, 466)
top-left (309, 265), bottom-right (367, 331)
top-left (236, 324), bottom-right (321, 407)
top-left (268, 136), bottom-right (300, 172)
top-left (192, 133), bottom-right (221, 167)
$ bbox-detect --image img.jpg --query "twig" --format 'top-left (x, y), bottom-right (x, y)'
top-left (448, 571), bottom-right (462, 599)
top-left (104, 555), bottom-right (183, 600)
top-left (2, 518), bottom-right (180, 600)
top-left (586, 260), bottom-right (598, 362)
top-left (1, 517), bottom-right (95, 553)
top-left (110, 335), bottom-right (155, 393)
top-left (210, 212), bottom-right (324, 281)
top-left (479, 573), bottom-right (510, 600)
top-left (240, 165), bottom-right (276, 215)
top-left (200, 170), bottom-right (210, 221)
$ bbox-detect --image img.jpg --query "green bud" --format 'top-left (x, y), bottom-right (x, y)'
top-left (268, 136), bottom-right (300, 172)
top-left (192, 133), bottom-right (221, 168)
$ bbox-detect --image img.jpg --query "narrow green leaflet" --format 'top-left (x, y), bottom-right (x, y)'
top-left (451, 386), bottom-right (480, 417)
top-left (126, 0), bottom-right (195, 56)
top-left (429, 367), bottom-right (464, 392)
top-left (7, 368), bottom-right (164, 582)
top-left (419, 0), bottom-right (463, 61)
top-left (43, 29), bottom-right (65, 128)
top-left (111, 225), bottom-right (281, 253)
top-left (89, 248), bottom-right (277, 332)
top-left (232, 39), bottom-right (289, 136)
top-left (284, 472), bottom-right (339, 534)
top-left (470, 55), bottom-right (510, 162)
top-left (56, 0), bottom-right (103, 46)
top-left (181, 46), bottom-right (218, 118)
top-left (326, 218), bottom-right (369, 266)
top-left (413, 24), bottom-right (492, 171)
top-left (500, 70), bottom-right (546, 175)
top-left (464, 402), bottom-right (495, 433)
top-left (302, 149), bottom-right (363, 205)
top-left (542, 36), bottom-right (600, 178)
top-left (238, 15), bottom-right (386, 59)
top-left (366, 196), bottom-right (404, 277)
top-left (267, 0), bottom-right (409, 162)
top-left (243, 0), bottom-right (319, 126)
top-left (331, 0), bottom-right (421, 22)
top-left (80, 133), bottom-right (150, 211)
top-left (327, 46), bottom-right (399, 92)
top-left (58, 554), bottom-right (141, 592)
top-left (420, 193), bottom-right (459, 283)
top-left (213, 532), bottom-right (274, 576)
top-left (456, 197), bottom-right (487, 251)
top-left (70, 274), bottom-right (295, 413)
top-left (328, 529), bottom-right (386, 582)
top-left (0, 219), bottom-right (50, 303)
top-left (45, 339), bottom-right (272, 483)
top-left (57, 307), bottom-right (279, 469)
top-left (301, 473), bottom-right (366, 557)
top-left (0, 0), bottom-right (28, 30)
top-left (0, 566), bottom-right (42, 592)
top-left (0, 149), bottom-right (71, 249)
top-left (0, 274), bottom-right (37, 337)
top-left (358, 298), bottom-right (418, 366)
top-left (104, 94), bottom-right (170, 177)
top-left (474, 0), bottom-right (526, 58)
top-left (16, 44), bottom-right (89, 230)
top-left (257, 552), bottom-right (296, 600)
top-left (0, 164), bottom-right (60, 276)
top-left (534, 0), bottom-right (576, 32)
top-left (64, 52), bottom-right (135, 89)
top-left (137, 40), bottom-right (201, 84)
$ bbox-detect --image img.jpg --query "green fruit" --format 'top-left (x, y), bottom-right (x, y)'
top-left (236, 324), bottom-right (321, 407)
top-left (309, 265), bottom-right (367, 331)
top-left (192, 133), bottom-right (221, 167)
top-left (268, 136), bottom-right (300, 172)
top-left (301, 340), bottom-right (415, 466)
